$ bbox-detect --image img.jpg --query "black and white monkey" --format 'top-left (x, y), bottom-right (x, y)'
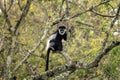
top-left (45, 25), bottom-right (67, 71)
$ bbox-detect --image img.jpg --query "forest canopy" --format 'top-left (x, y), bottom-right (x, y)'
top-left (0, 0), bottom-right (120, 80)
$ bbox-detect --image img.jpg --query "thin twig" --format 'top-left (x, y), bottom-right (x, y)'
top-left (91, 9), bottom-right (115, 18)
top-left (59, 0), bottom-right (65, 17)
top-left (7, 0), bottom-right (13, 12)
top-left (0, 1), bottom-right (13, 33)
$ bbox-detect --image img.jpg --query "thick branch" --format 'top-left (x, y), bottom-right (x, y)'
top-left (87, 41), bottom-right (120, 68)
top-left (30, 41), bottom-right (120, 80)
top-left (87, 4), bottom-right (120, 68)
top-left (30, 61), bottom-right (83, 80)
top-left (101, 3), bottom-right (120, 50)
top-left (53, 70), bottom-right (74, 80)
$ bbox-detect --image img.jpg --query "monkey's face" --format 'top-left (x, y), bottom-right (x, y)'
top-left (58, 26), bottom-right (66, 35)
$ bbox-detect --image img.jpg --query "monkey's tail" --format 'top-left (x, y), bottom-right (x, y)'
top-left (45, 48), bottom-right (51, 71)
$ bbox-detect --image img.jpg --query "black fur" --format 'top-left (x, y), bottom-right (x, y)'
top-left (45, 26), bottom-right (67, 71)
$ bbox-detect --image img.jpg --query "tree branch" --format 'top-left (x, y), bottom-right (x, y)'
top-left (87, 41), bottom-right (120, 68)
top-left (59, 0), bottom-right (65, 17)
top-left (76, 21), bottom-right (94, 28)
top-left (69, 0), bottom-right (111, 19)
top-left (101, 3), bottom-right (120, 50)
top-left (0, 1), bottom-right (13, 33)
top-left (14, 0), bottom-right (33, 35)
top-left (12, 21), bottom-right (50, 74)
top-left (65, 0), bottom-right (69, 17)
top-left (30, 41), bottom-right (120, 80)
top-left (110, 3), bottom-right (120, 28)
top-left (51, 0), bottom-right (111, 26)
top-left (91, 9), bottom-right (115, 18)
top-left (30, 61), bottom-right (83, 80)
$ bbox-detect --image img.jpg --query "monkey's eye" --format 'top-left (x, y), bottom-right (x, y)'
top-left (60, 29), bottom-right (66, 32)
top-left (60, 29), bottom-right (64, 31)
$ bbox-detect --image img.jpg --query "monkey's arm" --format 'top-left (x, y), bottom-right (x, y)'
top-left (63, 33), bottom-right (67, 41)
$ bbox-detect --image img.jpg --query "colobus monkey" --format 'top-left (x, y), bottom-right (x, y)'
top-left (45, 26), bottom-right (67, 71)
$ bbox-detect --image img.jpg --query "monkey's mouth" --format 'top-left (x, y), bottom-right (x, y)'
top-left (60, 30), bottom-right (64, 33)
top-left (59, 29), bottom-right (66, 35)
